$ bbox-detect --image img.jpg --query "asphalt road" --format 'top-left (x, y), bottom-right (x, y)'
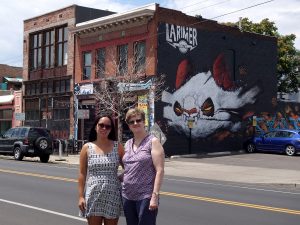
top-left (1, 156), bottom-right (300, 225)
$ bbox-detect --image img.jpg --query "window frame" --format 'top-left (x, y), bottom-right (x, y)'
top-left (82, 51), bottom-right (92, 80)
top-left (134, 40), bottom-right (146, 74)
top-left (117, 44), bottom-right (128, 76)
top-left (96, 48), bottom-right (106, 78)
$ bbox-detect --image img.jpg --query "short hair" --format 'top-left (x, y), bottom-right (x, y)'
top-left (88, 115), bottom-right (116, 142)
top-left (125, 108), bottom-right (145, 123)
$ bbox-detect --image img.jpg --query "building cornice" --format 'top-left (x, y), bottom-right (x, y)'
top-left (72, 3), bottom-right (156, 34)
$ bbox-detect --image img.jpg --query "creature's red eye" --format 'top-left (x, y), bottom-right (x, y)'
top-left (173, 101), bottom-right (183, 116)
top-left (201, 98), bottom-right (214, 117)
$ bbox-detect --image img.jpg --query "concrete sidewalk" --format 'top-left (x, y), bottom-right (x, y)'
top-left (48, 154), bottom-right (300, 186)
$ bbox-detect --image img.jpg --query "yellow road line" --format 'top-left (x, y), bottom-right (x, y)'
top-left (0, 168), bottom-right (77, 182)
top-left (161, 191), bottom-right (300, 215)
top-left (1, 168), bottom-right (300, 215)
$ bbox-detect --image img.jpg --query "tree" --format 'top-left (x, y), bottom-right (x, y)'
top-left (93, 46), bottom-right (166, 141)
top-left (223, 18), bottom-right (300, 93)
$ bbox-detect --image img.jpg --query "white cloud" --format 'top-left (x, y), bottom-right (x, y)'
top-left (0, 0), bottom-right (299, 67)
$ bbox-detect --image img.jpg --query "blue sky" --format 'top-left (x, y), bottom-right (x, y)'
top-left (0, 0), bottom-right (299, 67)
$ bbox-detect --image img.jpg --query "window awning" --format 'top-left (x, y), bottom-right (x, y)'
top-left (0, 95), bottom-right (14, 105)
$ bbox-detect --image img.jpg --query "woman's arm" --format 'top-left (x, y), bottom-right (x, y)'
top-left (149, 137), bottom-right (165, 210)
top-left (78, 144), bottom-right (88, 212)
top-left (118, 142), bottom-right (125, 169)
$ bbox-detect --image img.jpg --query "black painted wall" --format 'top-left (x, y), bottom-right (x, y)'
top-left (156, 22), bottom-right (277, 155)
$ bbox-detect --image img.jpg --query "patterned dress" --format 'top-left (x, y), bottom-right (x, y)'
top-left (80, 142), bottom-right (122, 218)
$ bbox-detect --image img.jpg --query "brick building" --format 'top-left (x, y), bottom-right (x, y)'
top-left (72, 4), bottom-right (157, 140)
top-left (0, 64), bottom-right (23, 133)
top-left (72, 3), bottom-right (277, 154)
top-left (23, 5), bottom-right (114, 139)
top-left (22, 3), bottom-right (278, 154)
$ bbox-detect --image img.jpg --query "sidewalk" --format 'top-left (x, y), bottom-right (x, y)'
top-left (49, 154), bottom-right (300, 185)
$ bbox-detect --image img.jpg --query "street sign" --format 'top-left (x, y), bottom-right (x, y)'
top-left (15, 113), bottom-right (25, 121)
top-left (150, 123), bottom-right (167, 145)
top-left (117, 79), bottom-right (152, 92)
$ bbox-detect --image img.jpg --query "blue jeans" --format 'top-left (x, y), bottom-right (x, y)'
top-left (123, 197), bottom-right (158, 225)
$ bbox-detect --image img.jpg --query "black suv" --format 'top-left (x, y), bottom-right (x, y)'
top-left (0, 127), bottom-right (53, 163)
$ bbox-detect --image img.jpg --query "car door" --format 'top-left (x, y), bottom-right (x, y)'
top-left (0, 128), bottom-right (14, 152)
top-left (272, 131), bottom-right (294, 152)
top-left (257, 131), bottom-right (276, 150)
top-left (10, 128), bottom-right (21, 150)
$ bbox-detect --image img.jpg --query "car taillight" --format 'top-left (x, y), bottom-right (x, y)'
top-left (23, 139), bottom-right (29, 145)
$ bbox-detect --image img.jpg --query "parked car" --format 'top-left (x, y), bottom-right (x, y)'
top-left (244, 129), bottom-right (300, 156)
top-left (0, 127), bottom-right (53, 162)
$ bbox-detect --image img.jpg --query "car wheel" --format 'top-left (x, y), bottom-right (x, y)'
top-left (246, 143), bottom-right (256, 153)
top-left (35, 137), bottom-right (49, 150)
top-left (40, 154), bottom-right (50, 163)
top-left (14, 147), bottom-right (24, 161)
top-left (285, 145), bottom-right (296, 156)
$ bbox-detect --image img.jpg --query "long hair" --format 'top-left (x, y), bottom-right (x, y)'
top-left (88, 115), bottom-right (116, 142)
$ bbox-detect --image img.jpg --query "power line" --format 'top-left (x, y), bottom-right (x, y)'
top-left (184, 0), bottom-right (231, 14)
top-left (1, 0), bottom-right (275, 70)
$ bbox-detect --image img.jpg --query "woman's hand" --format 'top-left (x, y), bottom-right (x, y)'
top-left (78, 196), bottom-right (86, 212)
top-left (149, 194), bottom-right (159, 210)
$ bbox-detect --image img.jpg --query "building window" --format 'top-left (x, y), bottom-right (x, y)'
top-left (26, 84), bottom-right (31, 95)
top-left (134, 41), bottom-right (146, 74)
top-left (42, 82), bottom-right (47, 93)
top-left (60, 80), bottom-right (66, 93)
top-left (25, 99), bottom-right (39, 120)
top-left (53, 97), bottom-right (70, 120)
top-left (96, 48), bottom-right (106, 78)
top-left (31, 84), bottom-right (36, 95)
top-left (117, 44), bottom-right (128, 76)
top-left (29, 25), bottom-right (68, 71)
top-left (57, 27), bottom-right (68, 66)
top-left (83, 52), bottom-right (92, 80)
top-left (48, 81), bottom-right (53, 93)
top-left (30, 33), bottom-right (43, 70)
top-left (54, 80), bottom-right (60, 93)
top-left (45, 30), bottom-right (55, 68)
top-left (66, 79), bottom-right (70, 92)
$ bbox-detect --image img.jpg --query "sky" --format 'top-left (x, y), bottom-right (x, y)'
top-left (0, 0), bottom-right (299, 67)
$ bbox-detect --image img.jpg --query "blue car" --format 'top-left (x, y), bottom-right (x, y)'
top-left (244, 129), bottom-right (300, 156)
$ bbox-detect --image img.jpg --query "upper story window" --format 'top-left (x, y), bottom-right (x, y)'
top-left (96, 48), bottom-right (106, 78)
top-left (117, 44), bottom-right (128, 76)
top-left (57, 27), bottom-right (68, 66)
top-left (134, 41), bottom-right (146, 74)
top-left (30, 34), bottom-right (42, 70)
top-left (83, 52), bottom-right (92, 80)
top-left (45, 30), bottom-right (55, 68)
top-left (29, 25), bottom-right (68, 71)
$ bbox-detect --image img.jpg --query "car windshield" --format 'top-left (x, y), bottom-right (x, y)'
top-left (29, 128), bottom-right (51, 138)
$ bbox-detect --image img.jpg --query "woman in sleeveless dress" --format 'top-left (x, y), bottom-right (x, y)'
top-left (122, 108), bottom-right (165, 225)
top-left (78, 115), bottom-right (124, 225)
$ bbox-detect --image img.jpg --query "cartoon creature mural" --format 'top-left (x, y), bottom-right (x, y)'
top-left (162, 53), bottom-right (261, 139)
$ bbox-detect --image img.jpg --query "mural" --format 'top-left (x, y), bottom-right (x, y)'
top-left (156, 22), bottom-right (277, 154)
top-left (248, 101), bottom-right (300, 136)
top-left (162, 54), bottom-right (261, 139)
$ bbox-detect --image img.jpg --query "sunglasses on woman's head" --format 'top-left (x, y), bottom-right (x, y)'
top-left (127, 119), bottom-right (143, 125)
top-left (97, 123), bottom-right (112, 129)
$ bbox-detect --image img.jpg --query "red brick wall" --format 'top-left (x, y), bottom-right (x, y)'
top-left (74, 18), bottom-right (157, 84)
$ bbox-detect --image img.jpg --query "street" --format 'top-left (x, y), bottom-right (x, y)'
top-left (0, 155), bottom-right (300, 225)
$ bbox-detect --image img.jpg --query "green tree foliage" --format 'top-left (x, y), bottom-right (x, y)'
top-left (223, 18), bottom-right (300, 93)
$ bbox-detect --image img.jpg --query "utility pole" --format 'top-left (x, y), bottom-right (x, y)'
top-left (73, 94), bottom-right (78, 152)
